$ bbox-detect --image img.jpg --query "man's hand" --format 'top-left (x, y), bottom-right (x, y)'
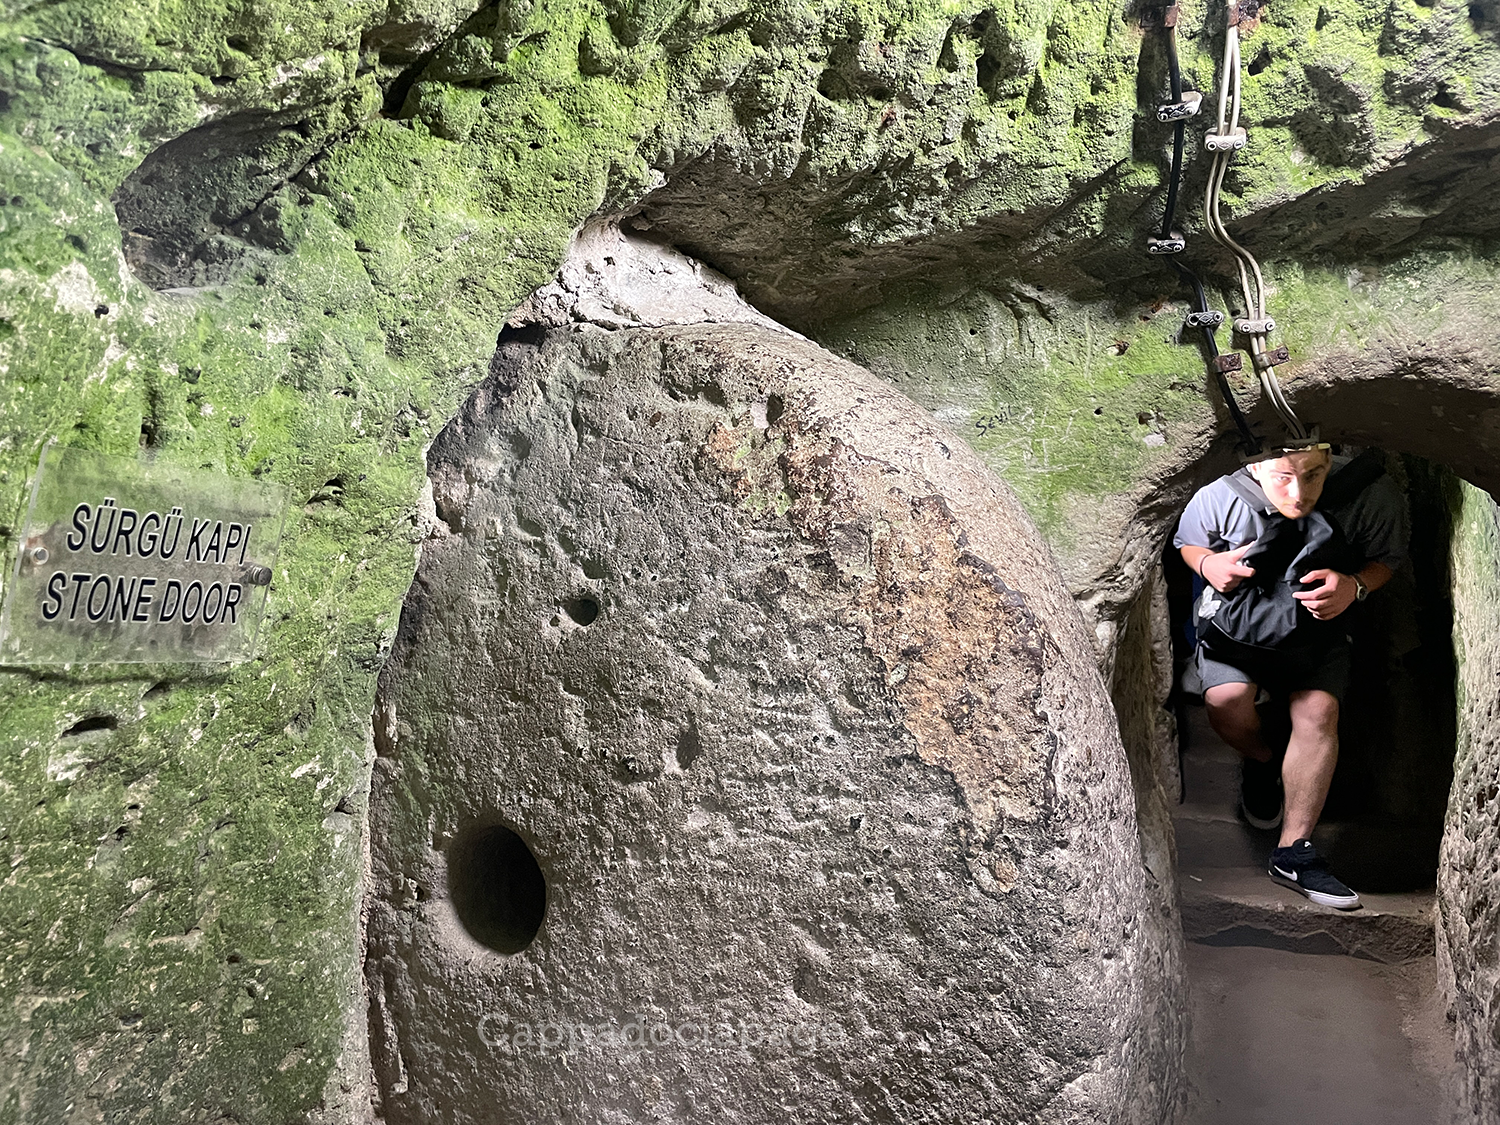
top-left (1199, 544), bottom-right (1256, 593)
top-left (1294, 569), bottom-right (1358, 620)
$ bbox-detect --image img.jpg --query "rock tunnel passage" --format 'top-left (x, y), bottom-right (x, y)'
top-left (1174, 699), bottom-right (1466, 1124)
top-left (1163, 450), bottom-right (1458, 899)
top-left (1143, 449), bottom-right (1471, 1120)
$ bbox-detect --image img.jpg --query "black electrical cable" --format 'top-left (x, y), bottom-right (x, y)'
top-left (1159, 24), bottom-right (1185, 240)
top-left (1168, 258), bottom-right (1256, 449)
top-left (1152, 9), bottom-right (1259, 456)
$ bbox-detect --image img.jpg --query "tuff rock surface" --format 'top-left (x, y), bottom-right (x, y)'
top-left (368, 264), bottom-right (1181, 1123)
top-left (1440, 478), bottom-right (1500, 1121)
top-left (5, 0), bottom-right (1500, 1117)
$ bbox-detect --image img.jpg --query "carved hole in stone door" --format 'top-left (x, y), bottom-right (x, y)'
top-left (448, 823), bottom-right (547, 954)
top-left (563, 596), bottom-right (600, 625)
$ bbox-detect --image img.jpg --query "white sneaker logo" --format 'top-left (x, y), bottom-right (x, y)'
top-left (1273, 865), bottom-right (1299, 883)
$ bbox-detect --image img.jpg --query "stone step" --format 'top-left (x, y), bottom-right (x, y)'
top-left (1174, 701), bottom-right (1443, 889)
top-left (1179, 865), bottom-right (1436, 964)
top-left (1184, 942), bottom-right (1464, 1124)
top-left (1173, 808), bottom-right (1274, 869)
top-left (1174, 799), bottom-right (1444, 889)
top-left (1174, 699), bottom-right (1441, 962)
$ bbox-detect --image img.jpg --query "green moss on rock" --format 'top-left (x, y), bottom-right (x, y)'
top-left (813, 251), bottom-right (1500, 551)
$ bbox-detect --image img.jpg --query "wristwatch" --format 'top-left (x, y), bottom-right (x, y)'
top-left (1353, 574), bottom-right (1369, 602)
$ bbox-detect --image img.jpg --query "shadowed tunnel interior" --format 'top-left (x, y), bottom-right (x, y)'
top-left (1161, 449), bottom-right (1457, 894)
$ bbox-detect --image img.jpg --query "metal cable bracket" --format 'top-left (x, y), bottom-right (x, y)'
top-left (1205, 127), bottom-right (1248, 152)
top-left (1228, 0), bottom-right (1264, 26)
top-left (1157, 91), bottom-right (1203, 122)
top-left (1145, 0), bottom-right (1265, 455)
top-left (1252, 344), bottom-right (1292, 370)
top-left (1199, 0), bottom-right (1310, 440)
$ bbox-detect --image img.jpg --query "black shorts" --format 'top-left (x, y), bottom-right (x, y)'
top-left (1194, 632), bottom-right (1352, 703)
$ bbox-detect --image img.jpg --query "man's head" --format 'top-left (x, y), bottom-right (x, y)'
top-left (1247, 446), bottom-right (1333, 518)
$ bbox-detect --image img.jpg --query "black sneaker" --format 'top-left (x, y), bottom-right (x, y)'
top-left (1239, 755), bottom-right (1283, 830)
top-left (1268, 839), bottom-right (1362, 910)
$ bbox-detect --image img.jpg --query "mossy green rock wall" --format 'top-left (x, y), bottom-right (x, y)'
top-left (0, 138), bottom-right (445, 1121)
top-left (3, 0), bottom-right (1500, 1118)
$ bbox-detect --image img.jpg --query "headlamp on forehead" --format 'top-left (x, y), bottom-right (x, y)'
top-left (1238, 429), bottom-right (1330, 464)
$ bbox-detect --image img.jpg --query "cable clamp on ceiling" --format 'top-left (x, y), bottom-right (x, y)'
top-left (1157, 91), bottom-right (1203, 122)
top-left (1185, 309), bottom-right (1225, 328)
top-left (1252, 344), bottom-right (1291, 370)
top-left (1204, 128), bottom-right (1248, 152)
top-left (1211, 353), bottom-right (1244, 373)
top-left (1233, 316), bottom-right (1276, 335)
top-left (1147, 233), bottom-right (1187, 254)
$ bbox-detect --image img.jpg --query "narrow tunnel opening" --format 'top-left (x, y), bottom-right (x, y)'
top-left (1136, 446), bottom-right (1468, 1119)
top-left (1163, 449), bottom-right (1456, 894)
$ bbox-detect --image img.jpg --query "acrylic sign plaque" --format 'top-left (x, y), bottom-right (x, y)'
top-left (0, 446), bottom-right (286, 664)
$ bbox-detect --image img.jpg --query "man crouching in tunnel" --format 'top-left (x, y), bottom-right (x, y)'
top-left (1174, 440), bottom-right (1410, 910)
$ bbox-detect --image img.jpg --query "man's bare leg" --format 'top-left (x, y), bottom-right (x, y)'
top-left (1202, 681), bottom-right (1274, 763)
top-left (1279, 688), bottom-right (1340, 847)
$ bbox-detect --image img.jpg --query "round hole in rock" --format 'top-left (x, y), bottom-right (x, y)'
top-left (447, 823), bottom-right (547, 954)
top-left (562, 596), bottom-right (599, 625)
